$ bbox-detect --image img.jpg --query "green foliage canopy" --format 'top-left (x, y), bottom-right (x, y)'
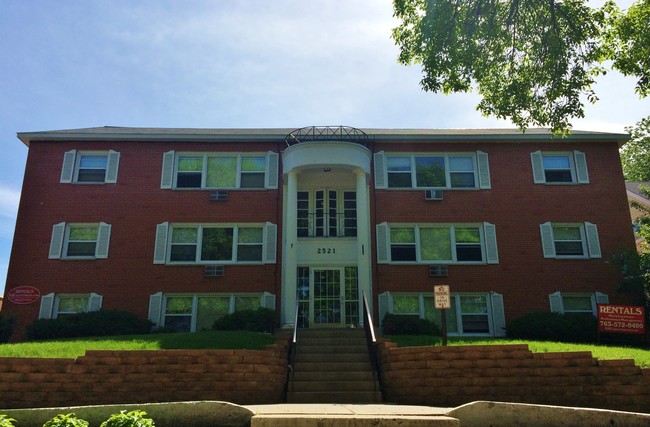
top-left (392, 0), bottom-right (650, 133)
top-left (621, 117), bottom-right (650, 181)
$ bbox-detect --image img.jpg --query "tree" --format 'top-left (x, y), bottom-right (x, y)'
top-left (392, 0), bottom-right (650, 133)
top-left (621, 116), bottom-right (650, 181)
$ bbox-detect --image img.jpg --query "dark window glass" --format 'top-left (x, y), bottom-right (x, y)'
top-left (390, 245), bottom-right (417, 261)
top-left (170, 245), bottom-right (197, 261)
top-left (240, 173), bottom-right (265, 188)
top-left (77, 170), bottom-right (106, 182)
top-left (415, 157), bottom-right (445, 187)
top-left (66, 242), bottom-right (96, 257)
top-left (555, 241), bottom-right (584, 256)
top-left (201, 228), bottom-right (234, 261)
top-left (164, 316), bottom-right (191, 332)
top-left (237, 245), bottom-right (263, 261)
top-left (387, 173), bottom-right (412, 188)
top-left (456, 245), bottom-right (483, 262)
top-left (461, 314), bottom-right (489, 333)
top-left (450, 172), bottom-right (476, 188)
top-left (545, 170), bottom-right (573, 183)
top-left (177, 173), bottom-right (202, 188)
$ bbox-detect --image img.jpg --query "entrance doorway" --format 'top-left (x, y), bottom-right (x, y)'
top-left (296, 267), bottom-right (359, 328)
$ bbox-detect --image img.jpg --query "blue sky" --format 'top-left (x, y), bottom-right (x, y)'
top-left (1, 0), bottom-right (649, 296)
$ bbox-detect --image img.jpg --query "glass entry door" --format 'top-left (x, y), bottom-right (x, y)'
top-left (312, 269), bottom-right (342, 325)
top-left (296, 267), bottom-right (359, 328)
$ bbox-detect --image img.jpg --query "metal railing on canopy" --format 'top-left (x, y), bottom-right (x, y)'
top-left (285, 126), bottom-right (369, 147)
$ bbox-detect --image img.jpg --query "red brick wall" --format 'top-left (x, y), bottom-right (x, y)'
top-left (379, 342), bottom-right (650, 413)
top-left (4, 141), bottom-right (284, 339)
top-left (370, 140), bottom-right (636, 322)
top-left (2, 137), bottom-right (637, 338)
top-left (0, 340), bottom-right (288, 409)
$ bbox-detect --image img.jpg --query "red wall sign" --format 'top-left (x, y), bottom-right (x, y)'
top-left (7, 286), bottom-right (41, 305)
top-left (598, 304), bottom-right (645, 335)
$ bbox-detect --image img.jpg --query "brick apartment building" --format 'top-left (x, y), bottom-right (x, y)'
top-left (1, 126), bottom-right (637, 340)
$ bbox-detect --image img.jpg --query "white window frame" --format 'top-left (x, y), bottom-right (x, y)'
top-left (148, 292), bottom-right (275, 331)
top-left (153, 222), bottom-right (277, 265)
top-left (379, 223), bottom-right (498, 265)
top-left (375, 151), bottom-right (491, 190)
top-left (161, 151), bottom-right (279, 190)
top-left (540, 222), bottom-right (601, 259)
top-left (60, 150), bottom-right (120, 184)
top-left (549, 291), bottom-right (609, 316)
top-left (38, 292), bottom-right (103, 319)
top-left (531, 150), bottom-right (589, 184)
top-left (380, 291), bottom-right (505, 337)
top-left (49, 222), bottom-right (111, 260)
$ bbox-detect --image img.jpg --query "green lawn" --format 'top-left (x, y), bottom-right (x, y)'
top-left (0, 330), bottom-right (277, 358)
top-left (386, 335), bottom-right (650, 367)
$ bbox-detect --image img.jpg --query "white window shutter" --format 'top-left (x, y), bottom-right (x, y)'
top-left (549, 291), bottom-right (564, 313)
top-left (483, 222), bottom-right (499, 264)
top-left (490, 292), bottom-right (506, 337)
top-left (477, 151), bottom-right (491, 189)
top-left (264, 222), bottom-right (278, 264)
top-left (60, 150), bottom-right (76, 183)
top-left (160, 151), bottom-right (175, 189)
top-left (105, 150), bottom-right (120, 183)
top-left (39, 293), bottom-right (56, 319)
top-left (373, 151), bottom-right (387, 189)
top-left (95, 222), bottom-right (111, 259)
top-left (592, 292), bottom-right (609, 315)
top-left (585, 222), bottom-right (601, 258)
top-left (88, 293), bottom-right (103, 312)
top-left (148, 292), bottom-right (164, 327)
top-left (378, 292), bottom-right (392, 329)
top-left (262, 292), bottom-right (276, 310)
top-left (153, 222), bottom-right (169, 264)
top-left (376, 222), bottom-right (390, 263)
top-left (49, 222), bottom-right (66, 259)
top-left (574, 151), bottom-right (590, 184)
top-left (265, 151), bottom-right (279, 189)
top-left (540, 222), bottom-right (556, 258)
top-left (530, 151), bottom-right (545, 184)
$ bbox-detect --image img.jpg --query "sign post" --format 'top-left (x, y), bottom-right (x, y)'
top-left (434, 285), bottom-right (451, 346)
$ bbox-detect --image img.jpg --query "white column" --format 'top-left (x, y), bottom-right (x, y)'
top-left (283, 170), bottom-right (299, 326)
top-left (355, 168), bottom-right (372, 320)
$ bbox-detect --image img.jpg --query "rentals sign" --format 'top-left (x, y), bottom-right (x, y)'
top-left (597, 304), bottom-right (645, 335)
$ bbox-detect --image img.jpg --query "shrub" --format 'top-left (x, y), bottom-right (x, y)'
top-left (100, 410), bottom-right (154, 427)
top-left (26, 310), bottom-right (153, 340)
top-left (382, 313), bottom-right (442, 336)
top-left (506, 312), bottom-right (598, 343)
top-left (43, 413), bottom-right (89, 427)
top-left (212, 308), bottom-right (279, 333)
top-left (0, 314), bottom-right (15, 343)
top-left (0, 415), bottom-right (16, 427)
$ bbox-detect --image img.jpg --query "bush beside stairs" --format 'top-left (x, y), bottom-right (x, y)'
top-left (287, 328), bottom-right (382, 403)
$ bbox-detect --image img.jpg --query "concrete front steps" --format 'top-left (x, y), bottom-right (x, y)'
top-left (248, 404), bottom-right (457, 427)
top-left (287, 328), bottom-right (382, 404)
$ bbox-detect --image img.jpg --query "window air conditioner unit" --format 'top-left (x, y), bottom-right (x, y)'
top-left (204, 265), bottom-right (224, 278)
top-left (210, 191), bottom-right (229, 201)
top-left (424, 189), bottom-right (443, 200)
top-left (429, 265), bottom-right (449, 277)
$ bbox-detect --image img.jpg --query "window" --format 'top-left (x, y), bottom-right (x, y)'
top-left (375, 151), bottom-right (491, 190)
top-left (540, 222), bottom-right (601, 259)
top-left (531, 150), bottom-right (589, 184)
top-left (154, 222), bottom-right (277, 264)
top-left (60, 150), bottom-right (120, 184)
top-left (296, 190), bottom-right (357, 237)
top-left (38, 293), bottom-right (102, 319)
top-left (549, 291), bottom-right (608, 316)
top-left (49, 222), bottom-right (111, 259)
top-left (148, 292), bottom-right (273, 332)
top-left (160, 151), bottom-right (279, 190)
top-left (380, 292), bottom-right (505, 336)
top-left (379, 223), bottom-right (498, 264)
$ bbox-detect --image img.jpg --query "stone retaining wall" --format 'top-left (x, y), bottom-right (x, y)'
top-left (0, 341), bottom-right (288, 409)
top-left (379, 342), bottom-right (650, 413)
